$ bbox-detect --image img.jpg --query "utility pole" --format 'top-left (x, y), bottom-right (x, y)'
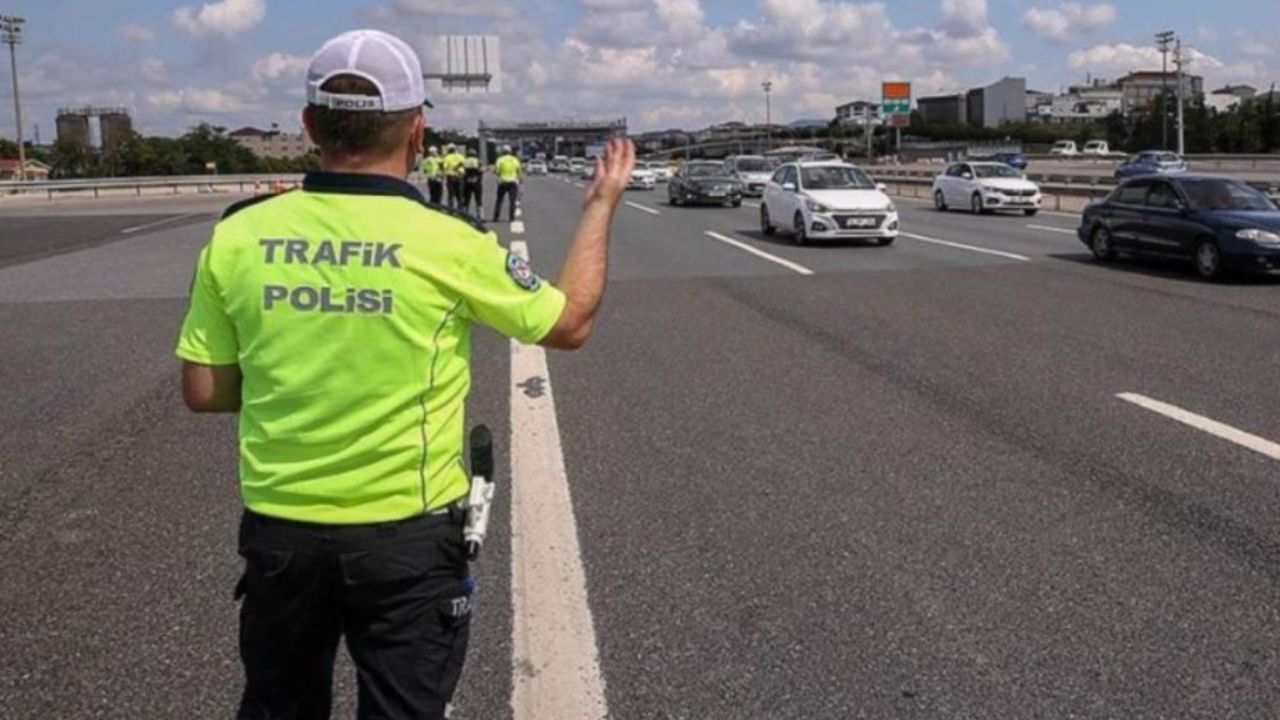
top-left (1, 14), bottom-right (26, 182)
top-left (1174, 38), bottom-right (1189, 156)
top-left (1156, 30), bottom-right (1174, 151)
top-left (762, 79), bottom-right (773, 150)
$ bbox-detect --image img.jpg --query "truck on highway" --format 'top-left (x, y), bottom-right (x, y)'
top-left (1050, 140), bottom-right (1079, 157)
top-left (1082, 140), bottom-right (1112, 156)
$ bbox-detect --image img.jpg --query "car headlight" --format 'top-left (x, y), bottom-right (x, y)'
top-left (885, 202), bottom-right (896, 213)
top-left (980, 186), bottom-right (1004, 196)
top-left (805, 198), bottom-right (831, 213)
top-left (1237, 228), bottom-right (1280, 246)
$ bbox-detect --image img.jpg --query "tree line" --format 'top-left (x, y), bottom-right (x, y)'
top-left (1, 123), bottom-right (475, 179)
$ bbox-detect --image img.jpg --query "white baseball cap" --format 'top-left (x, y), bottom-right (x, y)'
top-left (306, 29), bottom-right (428, 112)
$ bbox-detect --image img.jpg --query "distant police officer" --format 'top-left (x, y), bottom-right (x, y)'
top-left (462, 147), bottom-right (483, 217)
top-left (492, 145), bottom-right (522, 223)
top-left (442, 143), bottom-right (466, 209)
top-left (175, 29), bottom-right (635, 720)
top-left (422, 145), bottom-right (444, 204)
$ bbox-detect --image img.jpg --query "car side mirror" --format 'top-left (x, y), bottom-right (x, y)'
top-left (781, 182), bottom-right (797, 192)
top-left (961, 173), bottom-right (973, 180)
top-left (876, 183), bottom-right (888, 192)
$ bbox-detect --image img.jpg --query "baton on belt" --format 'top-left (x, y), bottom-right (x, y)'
top-left (464, 425), bottom-right (495, 561)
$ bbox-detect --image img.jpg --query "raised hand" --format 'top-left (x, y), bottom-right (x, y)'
top-left (584, 137), bottom-right (637, 210)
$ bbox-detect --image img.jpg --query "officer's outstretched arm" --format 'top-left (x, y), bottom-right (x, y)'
top-left (540, 138), bottom-right (636, 351)
top-left (182, 362), bottom-right (242, 413)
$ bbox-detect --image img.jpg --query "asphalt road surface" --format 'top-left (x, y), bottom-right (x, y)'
top-left (3, 176), bottom-right (1279, 719)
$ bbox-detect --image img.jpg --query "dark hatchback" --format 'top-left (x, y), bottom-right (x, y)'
top-left (970, 152), bottom-right (1029, 171)
top-left (668, 162), bottom-right (744, 207)
top-left (1078, 174), bottom-right (1280, 280)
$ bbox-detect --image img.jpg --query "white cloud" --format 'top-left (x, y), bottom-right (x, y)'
top-left (253, 52), bottom-right (310, 83)
top-left (140, 57), bottom-right (168, 85)
top-left (147, 88), bottom-right (247, 114)
top-left (1023, 3), bottom-right (1116, 44)
top-left (116, 24), bottom-right (155, 43)
top-left (173, 0), bottom-right (266, 38)
top-left (939, 0), bottom-right (990, 39)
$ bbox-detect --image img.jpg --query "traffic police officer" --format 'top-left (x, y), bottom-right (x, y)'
top-left (422, 144), bottom-right (444, 204)
top-left (175, 29), bottom-right (635, 720)
top-left (492, 145), bottom-right (522, 223)
top-left (442, 143), bottom-right (466, 209)
top-left (461, 147), bottom-right (484, 216)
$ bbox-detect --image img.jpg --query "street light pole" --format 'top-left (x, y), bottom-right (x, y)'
top-left (1, 14), bottom-right (26, 182)
top-left (1174, 38), bottom-right (1188, 156)
top-left (762, 79), bottom-right (773, 151)
top-left (1156, 30), bottom-right (1174, 151)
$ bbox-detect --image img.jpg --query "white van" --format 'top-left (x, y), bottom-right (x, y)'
top-left (1050, 140), bottom-right (1078, 156)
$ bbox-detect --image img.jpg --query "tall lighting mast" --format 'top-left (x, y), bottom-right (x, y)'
top-left (1155, 30), bottom-right (1175, 151)
top-left (762, 79), bottom-right (773, 151)
top-left (1, 14), bottom-right (26, 182)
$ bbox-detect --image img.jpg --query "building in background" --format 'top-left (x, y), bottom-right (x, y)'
top-left (916, 93), bottom-right (966, 125)
top-left (0, 157), bottom-right (51, 180)
top-left (834, 100), bottom-right (882, 127)
top-left (1208, 84), bottom-right (1257, 112)
top-left (1034, 80), bottom-right (1125, 124)
top-left (228, 126), bottom-right (316, 159)
top-left (1115, 71), bottom-right (1204, 113)
top-left (56, 107), bottom-right (131, 150)
top-left (967, 77), bottom-right (1027, 128)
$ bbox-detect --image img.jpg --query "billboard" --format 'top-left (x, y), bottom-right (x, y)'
top-left (881, 82), bottom-right (911, 127)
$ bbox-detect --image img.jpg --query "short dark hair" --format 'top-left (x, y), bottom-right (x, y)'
top-left (304, 74), bottom-right (419, 158)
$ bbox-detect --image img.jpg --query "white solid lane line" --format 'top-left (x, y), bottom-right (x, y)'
top-left (510, 220), bottom-right (526, 235)
top-left (120, 213), bottom-right (201, 234)
top-left (742, 200), bottom-right (762, 208)
top-left (1117, 393), bottom-right (1280, 462)
top-left (898, 232), bottom-right (1031, 262)
top-left (573, 182), bottom-right (586, 189)
top-left (704, 231), bottom-right (815, 276)
top-left (1027, 224), bottom-right (1077, 235)
top-left (509, 241), bottom-right (610, 720)
top-left (624, 200), bottom-right (661, 215)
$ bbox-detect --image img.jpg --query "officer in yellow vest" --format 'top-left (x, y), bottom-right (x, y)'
top-left (492, 145), bottom-right (523, 223)
top-left (175, 28), bottom-right (636, 719)
top-left (442, 144), bottom-right (466, 209)
top-left (421, 145), bottom-right (443, 204)
top-left (462, 147), bottom-right (484, 216)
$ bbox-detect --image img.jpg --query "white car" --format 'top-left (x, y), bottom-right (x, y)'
top-left (645, 162), bottom-right (672, 182)
top-left (760, 162), bottom-right (898, 246)
top-left (526, 160), bottom-right (548, 175)
top-left (1082, 140), bottom-right (1111, 156)
top-left (1050, 140), bottom-right (1078, 156)
top-left (724, 155), bottom-right (775, 197)
top-left (931, 161), bottom-right (1042, 216)
top-left (628, 166), bottom-right (657, 190)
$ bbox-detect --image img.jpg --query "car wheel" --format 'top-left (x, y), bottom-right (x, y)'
top-left (971, 193), bottom-right (986, 215)
top-left (793, 212), bottom-right (807, 246)
top-left (668, 190), bottom-right (680, 206)
top-left (731, 200), bottom-right (742, 208)
top-left (1090, 225), bottom-right (1116, 262)
top-left (760, 204), bottom-right (775, 236)
top-left (1194, 239), bottom-right (1225, 281)
top-left (1024, 209), bottom-right (1039, 217)
top-left (934, 190), bottom-right (947, 212)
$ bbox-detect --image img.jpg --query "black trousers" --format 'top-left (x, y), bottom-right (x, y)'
top-left (493, 182), bottom-right (519, 222)
top-left (427, 179), bottom-right (444, 205)
top-left (463, 178), bottom-right (483, 216)
top-left (235, 509), bottom-right (472, 720)
top-left (445, 177), bottom-right (463, 209)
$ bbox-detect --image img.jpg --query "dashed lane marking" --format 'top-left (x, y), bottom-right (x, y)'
top-left (120, 213), bottom-right (201, 234)
top-left (742, 201), bottom-right (762, 208)
top-left (1117, 393), bottom-right (1280, 463)
top-left (509, 240), bottom-right (610, 720)
top-left (703, 231), bottom-right (814, 276)
top-left (899, 232), bottom-right (1031, 262)
top-left (624, 201), bottom-right (661, 215)
top-left (1027, 224), bottom-right (1077, 235)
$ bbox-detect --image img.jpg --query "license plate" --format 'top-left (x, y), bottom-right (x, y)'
top-left (707, 191), bottom-right (724, 197)
top-left (845, 218), bottom-right (876, 228)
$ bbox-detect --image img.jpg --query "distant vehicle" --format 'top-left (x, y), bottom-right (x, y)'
top-left (577, 162), bottom-right (596, 179)
top-left (932, 161), bottom-right (1042, 216)
top-left (760, 161), bottom-right (898, 246)
top-left (643, 161), bottom-right (672, 182)
top-left (724, 155), bottom-right (775, 196)
top-left (1114, 151), bottom-right (1188, 179)
top-left (1050, 140), bottom-right (1079, 156)
top-left (668, 161), bottom-right (743, 207)
top-left (549, 155), bottom-right (570, 173)
top-left (1082, 140), bottom-right (1111, 156)
top-left (628, 166), bottom-right (657, 190)
top-left (568, 158), bottom-right (586, 177)
top-left (764, 145), bottom-right (829, 164)
top-left (526, 160), bottom-right (548, 175)
top-left (970, 151), bottom-right (1029, 171)
top-left (1078, 175), bottom-right (1280, 280)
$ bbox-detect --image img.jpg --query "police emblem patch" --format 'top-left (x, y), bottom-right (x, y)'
top-left (505, 251), bottom-right (542, 291)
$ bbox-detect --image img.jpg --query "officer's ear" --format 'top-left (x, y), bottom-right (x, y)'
top-left (411, 113), bottom-right (427, 157)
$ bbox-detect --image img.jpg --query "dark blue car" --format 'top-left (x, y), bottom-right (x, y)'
top-left (970, 152), bottom-right (1028, 171)
top-left (1078, 174), bottom-right (1280, 280)
top-left (1114, 151), bottom-right (1188, 180)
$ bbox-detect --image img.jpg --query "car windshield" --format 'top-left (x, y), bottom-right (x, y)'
top-left (974, 164), bottom-right (1021, 178)
top-left (735, 159), bottom-right (772, 172)
top-left (1181, 179), bottom-right (1277, 212)
top-left (800, 166), bottom-right (874, 190)
top-left (686, 164), bottom-right (722, 177)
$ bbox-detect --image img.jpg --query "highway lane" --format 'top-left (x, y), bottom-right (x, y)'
top-left (2, 178), bottom-right (1279, 718)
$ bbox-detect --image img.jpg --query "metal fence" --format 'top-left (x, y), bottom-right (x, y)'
top-left (0, 174), bottom-right (304, 200)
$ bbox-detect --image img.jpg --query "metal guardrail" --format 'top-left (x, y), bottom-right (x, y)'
top-left (0, 174), bottom-right (304, 200)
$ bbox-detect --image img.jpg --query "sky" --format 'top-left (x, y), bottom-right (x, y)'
top-left (0, 0), bottom-right (1278, 140)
